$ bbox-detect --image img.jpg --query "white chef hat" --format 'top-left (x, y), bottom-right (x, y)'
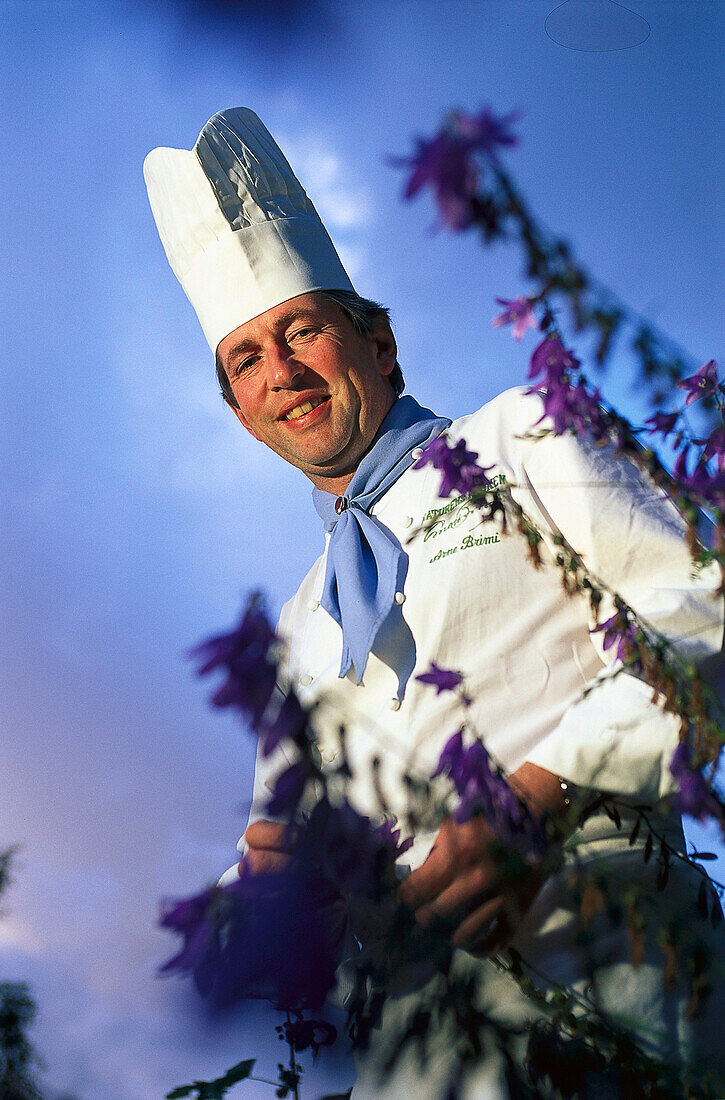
top-left (143, 107), bottom-right (355, 352)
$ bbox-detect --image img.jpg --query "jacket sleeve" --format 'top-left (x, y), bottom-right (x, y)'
top-left (508, 390), bottom-right (723, 801)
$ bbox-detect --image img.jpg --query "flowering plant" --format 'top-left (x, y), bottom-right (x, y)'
top-left (161, 106), bottom-right (725, 1099)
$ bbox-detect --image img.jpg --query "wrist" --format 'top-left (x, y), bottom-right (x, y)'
top-left (508, 762), bottom-right (580, 841)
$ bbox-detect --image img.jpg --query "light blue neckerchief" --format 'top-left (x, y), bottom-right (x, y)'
top-left (312, 396), bottom-right (451, 684)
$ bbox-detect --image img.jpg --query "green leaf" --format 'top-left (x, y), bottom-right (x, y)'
top-left (221, 1060), bottom-right (256, 1086)
top-left (603, 802), bottom-right (621, 830)
top-left (628, 817), bottom-right (641, 846)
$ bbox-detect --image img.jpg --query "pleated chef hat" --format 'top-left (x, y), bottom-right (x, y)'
top-left (143, 107), bottom-right (355, 352)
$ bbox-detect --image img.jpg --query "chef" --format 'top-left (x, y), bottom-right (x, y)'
top-left (145, 108), bottom-right (725, 1097)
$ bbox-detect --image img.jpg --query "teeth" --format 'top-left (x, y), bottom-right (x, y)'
top-left (284, 398), bottom-right (325, 421)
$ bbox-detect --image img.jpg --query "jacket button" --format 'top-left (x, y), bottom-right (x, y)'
top-left (389, 698), bottom-right (401, 711)
top-left (307, 598), bottom-right (320, 611)
top-left (300, 673), bottom-right (313, 687)
top-left (411, 447), bottom-right (423, 460)
top-left (394, 591), bottom-right (406, 605)
top-left (402, 515), bottom-right (413, 528)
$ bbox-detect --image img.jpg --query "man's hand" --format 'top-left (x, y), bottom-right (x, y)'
top-left (240, 819), bottom-right (295, 876)
top-left (398, 814), bottom-right (546, 953)
top-left (398, 762), bottom-right (572, 954)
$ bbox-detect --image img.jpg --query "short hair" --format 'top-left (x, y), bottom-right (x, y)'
top-left (215, 289), bottom-right (405, 409)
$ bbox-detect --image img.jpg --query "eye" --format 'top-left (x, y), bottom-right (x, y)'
top-left (234, 353), bottom-right (259, 376)
top-left (290, 326), bottom-right (317, 341)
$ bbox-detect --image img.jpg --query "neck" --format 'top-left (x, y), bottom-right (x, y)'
top-left (307, 469), bottom-right (356, 496)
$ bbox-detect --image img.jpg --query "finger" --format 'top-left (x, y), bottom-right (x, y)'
top-left (244, 820), bottom-right (296, 852)
top-left (244, 849), bottom-right (292, 876)
top-left (451, 895), bottom-right (508, 952)
top-left (414, 861), bottom-right (498, 928)
top-left (398, 820), bottom-right (462, 908)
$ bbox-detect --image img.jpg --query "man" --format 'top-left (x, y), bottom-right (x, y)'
top-left (145, 108), bottom-right (725, 1096)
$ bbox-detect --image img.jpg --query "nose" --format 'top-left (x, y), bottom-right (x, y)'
top-left (268, 344), bottom-right (303, 389)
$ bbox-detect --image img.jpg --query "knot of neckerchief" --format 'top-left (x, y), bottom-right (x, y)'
top-left (312, 395), bottom-right (451, 684)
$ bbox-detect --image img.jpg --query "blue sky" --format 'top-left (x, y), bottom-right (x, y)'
top-left (1, 2), bottom-right (723, 1096)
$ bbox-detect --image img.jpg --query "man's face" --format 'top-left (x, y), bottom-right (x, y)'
top-left (217, 293), bottom-right (397, 489)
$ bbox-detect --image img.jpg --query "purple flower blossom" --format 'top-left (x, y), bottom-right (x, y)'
top-left (528, 335), bottom-right (580, 385)
top-left (374, 817), bottom-right (414, 858)
top-left (701, 426), bottom-right (725, 470)
top-left (397, 131), bottom-right (478, 230)
top-left (258, 690), bottom-right (308, 759)
top-left (645, 410), bottom-right (681, 440)
top-left (159, 864), bottom-right (343, 1011)
top-left (191, 593), bottom-right (277, 727)
top-left (414, 435), bottom-right (493, 498)
top-left (266, 761), bottom-right (311, 819)
top-left (668, 742), bottom-right (721, 821)
top-left (491, 296), bottom-right (537, 341)
top-left (160, 792), bottom-right (414, 1013)
top-left (434, 734), bottom-right (547, 857)
top-left (394, 107), bottom-right (519, 230)
top-left (528, 376), bottom-right (609, 445)
top-left (432, 728), bottom-right (465, 784)
top-left (674, 447), bottom-right (725, 509)
top-left (526, 336), bottom-right (613, 444)
top-left (416, 662), bottom-right (464, 695)
top-left (592, 611), bottom-right (640, 668)
top-left (450, 106), bottom-right (520, 159)
top-left (159, 886), bottom-right (219, 979)
top-left (297, 797), bottom-right (411, 900)
top-left (676, 360), bottom-right (719, 406)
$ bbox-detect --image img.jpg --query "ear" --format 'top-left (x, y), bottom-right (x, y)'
top-left (228, 400), bottom-right (262, 442)
top-left (371, 318), bottom-right (397, 378)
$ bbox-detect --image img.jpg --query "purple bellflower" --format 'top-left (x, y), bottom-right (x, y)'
top-left (644, 410), bottom-right (681, 441)
top-left (434, 733), bottom-right (548, 858)
top-left (257, 689), bottom-right (309, 759)
top-left (398, 130), bottom-right (478, 230)
top-left (416, 662), bottom-right (464, 695)
top-left (265, 760), bottom-right (312, 820)
top-left (592, 611), bottom-right (641, 671)
top-left (374, 817), bottom-right (414, 859)
top-left (450, 106), bottom-right (520, 160)
top-left (433, 729), bottom-right (466, 786)
top-left (160, 790), bottom-right (413, 1012)
top-left (668, 742), bottom-right (722, 822)
top-left (676, 360), bottom-right (719, 406)
top-left (395, 106), bottom-right (520, 230)
top-left (528, 335), bottom-right (580, 386)
top-left (527, 335), bottom-right (611, 444)
top-left (191, 593), bottom-right (277, 728)
top-left (491, 296), bottom-right (537, 341)
top-left (700, 426), bottom-right (725, 471)
top-left (674, 447), bottom-right (725, 510)
top-left (297, 797), bottom-right (413, 902)
top-left (159, 864), bottom-right (344, 1012)
top-left (191, 594), bottom-right (314, 761)
top-left (414, 435), bottom-right (493, 498)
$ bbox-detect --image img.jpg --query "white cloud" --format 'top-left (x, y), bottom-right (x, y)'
top-left (280, 134), bottom-right (373, 236)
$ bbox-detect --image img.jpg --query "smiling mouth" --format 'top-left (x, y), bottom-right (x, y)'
top-left (282, 396), bottom-right (330, 421)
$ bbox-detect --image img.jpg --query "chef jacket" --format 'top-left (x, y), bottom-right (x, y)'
top-left (233, 387), bottom-right (723, 873)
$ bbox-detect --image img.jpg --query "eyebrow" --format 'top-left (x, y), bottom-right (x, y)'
top-left (224, 307), bottom-right (324, 374)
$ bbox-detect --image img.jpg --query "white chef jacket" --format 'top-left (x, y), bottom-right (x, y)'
top-left (232, 386), bottom-right (723, 873)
